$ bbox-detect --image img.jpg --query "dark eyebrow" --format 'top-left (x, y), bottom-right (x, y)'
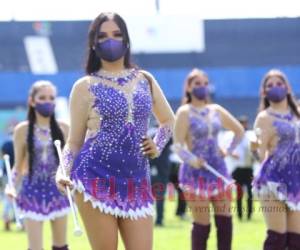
top-left (99, 29), bottom-right (121, 33)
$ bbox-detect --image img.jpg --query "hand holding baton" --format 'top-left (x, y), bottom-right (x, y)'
top-left (3, 154), bottom-right (23, 229)
top-left (203, 162), bottom-right (235, 186)
top-left (54, 140), bottom-right (83, 237)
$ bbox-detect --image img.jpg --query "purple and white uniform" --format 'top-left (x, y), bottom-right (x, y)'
top-left (253, 111), bottom-right (300, 210)
top-left (17, 131), bottom-right (70, 221)
top-left (67, 70), bottom-right (172, 219)
top-left (175, 106), bottom-right (234, 197)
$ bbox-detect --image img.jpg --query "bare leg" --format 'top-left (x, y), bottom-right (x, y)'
top-left (260, 197), bottom-right (287, 233)
top-left (118, 216), bottom-right (153, 250)
top-left (50, 216), bottom-right (68, 247)
top-left (260, 196), bottom-right (287, 249)
top-left (186, 194), bottom-right (210, 225)
top-left (24, 219), bottom-right (43, 250)
top-left (75, 192), bottom-right (118, 250)
top-left (211, 195), bottom-right (231, 217)
top-left (287, 210), bottom-right (300, 233)
top-left (287, 210), bottom-right (300, 249)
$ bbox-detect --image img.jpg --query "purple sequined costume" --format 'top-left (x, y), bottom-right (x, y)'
top-left (179, 107), bottom-right (232, 197)
top-left (71, 73), bottom-right (171, 219)
top-left (253, 112), bottom-right (300, 210)
top-left (17, 135), bottom-right (70, 221)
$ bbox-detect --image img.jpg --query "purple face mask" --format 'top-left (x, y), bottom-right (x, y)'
top-left (95, 38), bottom-right (127, 62)
top-left (266, 86), bottom-right (288, 103)
top-left (35, 102), bottom-right (55, 117)
top-left (192, 86), bottom-right (209, 100)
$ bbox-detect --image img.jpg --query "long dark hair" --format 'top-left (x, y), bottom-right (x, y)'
top-left (258, 69), bottom-right (300, 118)
top-left (181, 68), bottom-right (210, 105)
top-left (85, 12), bottom-right (135, 74)
top-left (27, 81), bottom-right (65, 179)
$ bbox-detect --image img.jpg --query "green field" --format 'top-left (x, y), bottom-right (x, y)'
top-left (0, 199), bottom-right (266, 250)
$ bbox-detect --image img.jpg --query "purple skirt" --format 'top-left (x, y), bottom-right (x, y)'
top-left (17, 175), bottom-right (70, 221)
top-left (179, 156), bottom-right (233, 199)
top-left (71, 127), bottom-right (154, 220)
top-left (253, 145), bottom-right (300, 210)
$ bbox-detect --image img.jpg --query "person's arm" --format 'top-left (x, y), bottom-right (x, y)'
top-left (214, 104), bottom-right (244, 155)
top-left (58, 121), bottom-right (69, 142)
top-left (140, 71), bottom-right (175, 158)
top-left (172, 106), bottom-right (204, 169)
top-left (253, 112), bottom-right (272, 162)
top-left (1, 143), bottom-right (7, 174)
top-left (5, 122), bottom-right (27, 197)
top-left (56, 78), bottom-right (89, 190)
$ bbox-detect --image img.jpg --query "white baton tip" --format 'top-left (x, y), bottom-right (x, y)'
top-left (74, 227), bottom-right (83, 237)
top-left (3, 154), bottom-right (10, 161)
top-left (54, 140), bottom-right (61, 147)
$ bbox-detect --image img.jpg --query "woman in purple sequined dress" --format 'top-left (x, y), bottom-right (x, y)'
top-left (173, 69), bottom-right (244, 250)
top-left (5, 81), bottom-right (70, 250)
top-left (56, 12), bottom-right (174, 250)
top-left (252, 69), bottom-right (300, 250)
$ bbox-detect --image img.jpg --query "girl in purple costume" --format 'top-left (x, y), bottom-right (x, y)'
top-left (56, 12), bottom-right (174, 250)
top-left (252, 69), bottom-right (300, 250)
top-left (5, 81), bottom-right (70, 250)
top-left (173, 69), bottom-right (244, 250)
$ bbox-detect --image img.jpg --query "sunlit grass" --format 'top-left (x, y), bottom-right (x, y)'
top-left (0, 198), bottom-right (266, 250)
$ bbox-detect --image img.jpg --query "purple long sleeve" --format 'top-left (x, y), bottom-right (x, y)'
top-left (153, 123), bottom-right (173, 156)
top-left (171, 143), bottom-right (198, 165)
